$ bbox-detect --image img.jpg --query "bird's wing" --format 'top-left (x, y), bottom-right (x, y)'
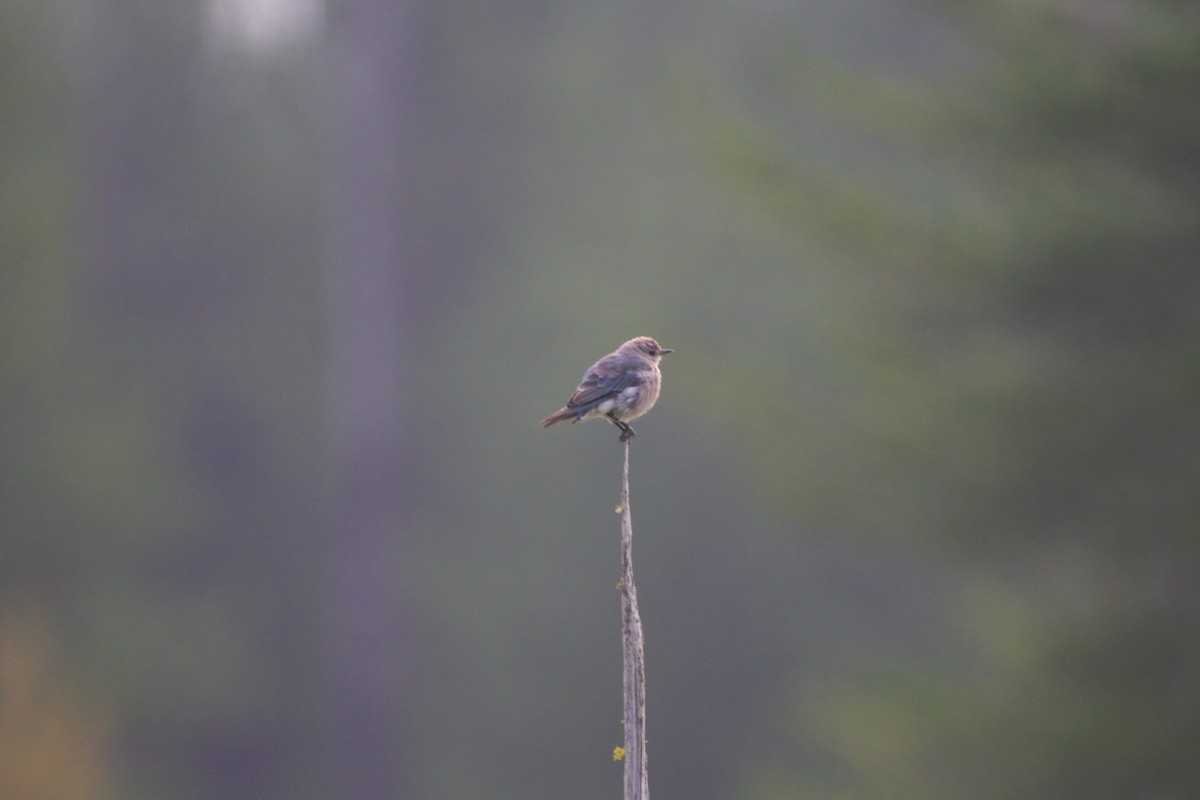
top-left (566, 354), bottom-right (645, 410)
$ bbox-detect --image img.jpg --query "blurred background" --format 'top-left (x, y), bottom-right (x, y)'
top-left (3, 0), bottom-right (1198, 798)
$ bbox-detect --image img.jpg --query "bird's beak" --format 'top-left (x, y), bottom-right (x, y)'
top-left (659, 348), bottom-right (674, 355)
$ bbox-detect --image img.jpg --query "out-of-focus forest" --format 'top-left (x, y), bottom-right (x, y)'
top-left (3, 0), bottom-right (1197, 798)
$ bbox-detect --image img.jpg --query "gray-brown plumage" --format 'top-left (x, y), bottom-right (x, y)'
top-left (542, 336), bottom-right (673, 442)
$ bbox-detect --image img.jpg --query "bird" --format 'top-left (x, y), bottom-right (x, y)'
top-left (542, 336), bottom-right (673, 442)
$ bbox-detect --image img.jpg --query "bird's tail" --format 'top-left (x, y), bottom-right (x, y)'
top-left (541, 407), bottom-right (577, 428)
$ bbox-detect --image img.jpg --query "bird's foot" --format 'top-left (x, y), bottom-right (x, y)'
top-left (607, 413), bottom-right (635, 443)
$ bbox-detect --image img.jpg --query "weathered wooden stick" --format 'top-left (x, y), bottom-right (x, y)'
top-left (619, 440), bottom-right (649, 800)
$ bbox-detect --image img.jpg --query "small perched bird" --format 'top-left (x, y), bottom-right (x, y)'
top-left (542, 336), bottom-right (673, 442)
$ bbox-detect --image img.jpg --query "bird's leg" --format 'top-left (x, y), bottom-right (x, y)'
top-left (607, 413), bottom-right (635, 442)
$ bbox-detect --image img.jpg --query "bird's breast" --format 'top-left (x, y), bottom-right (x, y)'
top-left (615, 373), bottom-right (661, 421)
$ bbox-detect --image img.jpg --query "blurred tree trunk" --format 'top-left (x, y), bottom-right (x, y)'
top-left (324, 1), bottom-right (421, 796)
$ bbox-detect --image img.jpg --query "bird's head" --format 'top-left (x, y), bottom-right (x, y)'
top-left (622, 336), bottom-right (673, 361)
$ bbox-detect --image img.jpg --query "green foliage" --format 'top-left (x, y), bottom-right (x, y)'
top-left (715, 2), bottom-right (1200, 798)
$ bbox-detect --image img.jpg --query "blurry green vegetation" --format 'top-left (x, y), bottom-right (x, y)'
top-left (698, 3), bottom-right (1200, 798)
top-left (1, 0), bottom-right (1197, 799)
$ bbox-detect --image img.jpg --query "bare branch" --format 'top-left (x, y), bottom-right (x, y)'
top-left (619, 441), bottom-right (649, 800)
